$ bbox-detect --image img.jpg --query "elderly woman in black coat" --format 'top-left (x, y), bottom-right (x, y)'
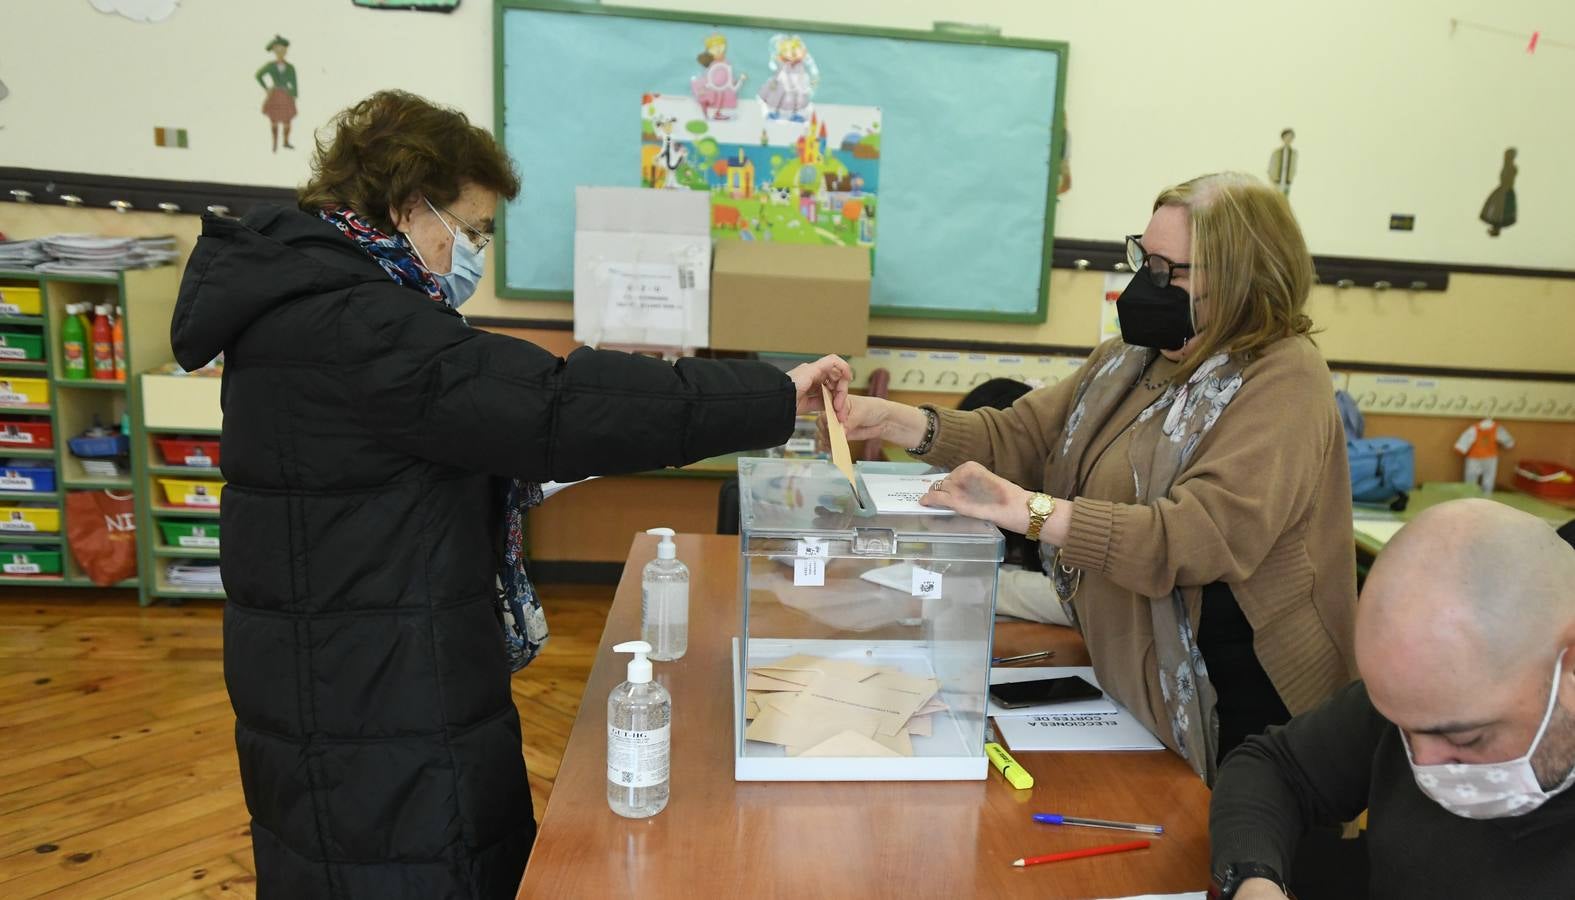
top-left (171, 90), bottom-right (849, 900)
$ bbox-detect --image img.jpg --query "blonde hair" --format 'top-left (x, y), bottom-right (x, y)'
top-left (703, 33), bottom-right (727, 54)
top-left (1153, 172), bottom-right (1316, 382)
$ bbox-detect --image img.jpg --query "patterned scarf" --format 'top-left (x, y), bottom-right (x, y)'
top-left (1043, 342), bottom-right (1246, 783)
top-left (320, 206), bottom-right (549, 672)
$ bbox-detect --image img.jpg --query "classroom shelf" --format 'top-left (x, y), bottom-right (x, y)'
top-left (150, 501), bottom-right (222, 520)
top-left (51, 379), bottom-right (129, 392)
top-left (0, 490), bottom-right (60, 503)
top-left (0, 361), bottom-right (50, 373)
top-left (0, 404), bottom-right (53, 415)
top-left (148, 464), bottom-right (222, 478)
top-left (0, 448), bottom-right (57, 460)
top-left (62, 477), bottom-right (133, 491)
top-left (0, 575), bottom-right (67, 587)
top-left (0, 315), bottom-right (46, 327)
top-left (63, 576), bottom-right (140, 589)
top-left (0, 533), bottom-right (63, 545)
top-left (153, 545), bottom-right (221, 560)
top-left (152, 575), bottom-right (225, 600)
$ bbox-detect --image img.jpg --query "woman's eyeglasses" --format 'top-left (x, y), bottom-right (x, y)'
top-left (437, 206), bottom-right (492, 251)
top-left (1125, 235), bottom-right (1190, 289)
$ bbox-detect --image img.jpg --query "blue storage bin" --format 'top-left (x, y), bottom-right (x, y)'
top-left (0, 460), bottom-right (55, 494)
top-left (68, 433), bottom-right (131, 458)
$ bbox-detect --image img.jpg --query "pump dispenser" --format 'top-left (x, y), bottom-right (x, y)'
top-left (607, 640), bottom-right (671, 818)
top-left (641, 527), bottom-right (690, 661)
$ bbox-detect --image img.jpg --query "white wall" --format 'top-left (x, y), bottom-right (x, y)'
top-left (3, 0), bottom-right (1573, 269)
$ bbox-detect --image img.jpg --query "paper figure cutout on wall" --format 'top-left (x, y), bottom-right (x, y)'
top-left (1480, 147), bottom-right (1518, 237)
top-left (257, 35), bottom-right (299, 153)
top-left (351, 0), bottom-right (460, 10)
top-left (691, 33), bottom-right (746, 121)
top-left (1268, 128), bottom-right (1296, 195)
top-left (650, 116), bottom-right (689, 190)
top-left (87, 0), bottom-right (181, 24)
top-left (153, 126), bottom-right (189, 148)
top-left (641, 94), bottom-right (879, 250)
top-left (1455, 417), bottom-right (1515, 494)
top-left (1057, 114), bottom-right (1072, 195)
top-left (758, 35), bottom-right (819, 123)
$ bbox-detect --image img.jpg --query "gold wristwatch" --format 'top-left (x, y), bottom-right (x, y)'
top-left (1025, 492), bottom-right (1055, 542)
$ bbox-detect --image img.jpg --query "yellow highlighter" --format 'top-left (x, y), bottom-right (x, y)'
top-left (985, 742), bottom-right (1034, 789)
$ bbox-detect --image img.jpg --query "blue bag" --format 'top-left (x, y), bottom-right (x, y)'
top-left (1348, 436), bottom-right (1414, 509)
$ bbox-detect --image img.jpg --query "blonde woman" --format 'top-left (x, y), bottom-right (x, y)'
top-left (841, 173), bottom-right (1357, 783)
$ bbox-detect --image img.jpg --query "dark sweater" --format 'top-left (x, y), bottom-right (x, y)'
top-left (1211, 680), bottom-right (1575, 898)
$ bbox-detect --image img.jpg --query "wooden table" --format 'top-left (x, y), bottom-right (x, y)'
top-left (519, 534), bottom-right (1211, 899)
top-left (1353, 481), bottom-right (1574, 558)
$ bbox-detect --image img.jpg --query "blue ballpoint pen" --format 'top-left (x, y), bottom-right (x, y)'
top-left (1033, 813), bottom-right (1164, 835)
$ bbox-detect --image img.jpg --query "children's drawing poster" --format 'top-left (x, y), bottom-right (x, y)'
top-left (640, 94), bottom-right (881, 252)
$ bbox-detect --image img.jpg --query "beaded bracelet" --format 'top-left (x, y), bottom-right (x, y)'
top-left (907, 408), bottom-right (939, 455)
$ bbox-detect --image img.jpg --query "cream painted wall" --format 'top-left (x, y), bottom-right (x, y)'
top-left (3, 0), bottom-right (1573, 362)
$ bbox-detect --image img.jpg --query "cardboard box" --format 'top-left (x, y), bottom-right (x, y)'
top-left (574, 187), bottom-right (711, 349)
top-left (710, 242), bottom-right (871, 356)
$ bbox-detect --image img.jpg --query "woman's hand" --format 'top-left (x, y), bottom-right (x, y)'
top-left (920, 461), bottom-right (1033, 533)
top-left (817, 395), bottom-right (930, 447)
top-left (788, 355), bottom-right (853, 421)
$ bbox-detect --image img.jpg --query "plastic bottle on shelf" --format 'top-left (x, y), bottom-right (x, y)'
top-left (91, 305), bottom-right (115, 381)
top-left (60, 304), bottom-right (89, 380)
top-left (112, 306), bottom-right (126, 382)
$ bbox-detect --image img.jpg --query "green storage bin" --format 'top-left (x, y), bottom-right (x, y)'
top-left (159, 520), bottom-right (221, 549)
top-left (0, 330), bottom-right (44, 362)
top-left (1, 545), bottom-right (63, 576)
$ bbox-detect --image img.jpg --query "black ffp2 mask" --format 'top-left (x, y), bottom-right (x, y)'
top-left (1116, 275), bottom-right (1195, 351)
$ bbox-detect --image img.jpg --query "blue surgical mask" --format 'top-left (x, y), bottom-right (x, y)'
top-left (412, 198), bottom-right (485, 308)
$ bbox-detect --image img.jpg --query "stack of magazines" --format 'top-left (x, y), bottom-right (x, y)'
top-left (31, 235), bottom-right (180, 277)
top-left (0, 239), bottom-right (49, 270)
top-left (166, 560), bottom-right (223, 589)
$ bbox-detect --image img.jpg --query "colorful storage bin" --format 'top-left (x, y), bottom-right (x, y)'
top-left (159, 520), bottom-right (221, 549)
top-left (0, 420), bottom-right (53, 449)
top-left (0, 286), bottom-right (43, 317)
top-left (0, 330), bottom-right (44, 361)
top-left (156, 438), bottom-right (221, 468)
top-left (0, 505), bottom-right (61, 534)
top-left (0, 461), bottom-right (55, 494)
top-left (158, 477), bottom-right (224, 509)
top-left (1, 546), bottom-right (63, 576)
top-left (0, 377), bottom-right (49, 407)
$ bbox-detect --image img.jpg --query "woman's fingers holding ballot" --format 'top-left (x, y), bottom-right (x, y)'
top-left (789, 355), bottom-right (852, 421)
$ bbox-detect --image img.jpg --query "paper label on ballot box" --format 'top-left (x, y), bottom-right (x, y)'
top-left (793, 557), bottom-right (825, 586)
top-left (607, 724), bottom-right (670, 788)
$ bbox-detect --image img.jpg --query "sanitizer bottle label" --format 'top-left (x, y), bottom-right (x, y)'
top-left (607, 724), bottom-right (671, 788)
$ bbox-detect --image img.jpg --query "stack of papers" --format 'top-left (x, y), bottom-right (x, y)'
top-left (166, 561), bottom-right (223, 588)
top-left (744, 654), bottom-right (949, 757)
top-left (0, 239), bottom-right (48, 269)
top-left (26, 234), bottom-right (179, 276)
top-left (990, 666), bottom-right (1165, 752)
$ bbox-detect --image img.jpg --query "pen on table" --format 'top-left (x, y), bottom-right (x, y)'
top-left (984, 741), bottom-right (1033, 789)
top-left (1012, 839), bottom-right (1151, 868)
top-left (1033, 813), bottom-right (1165, 835)
top-left (991, 650), bottom-right (1055, 666)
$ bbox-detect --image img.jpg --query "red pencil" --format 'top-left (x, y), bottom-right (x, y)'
top-left (1011, 839), bottom-right (1151, 868)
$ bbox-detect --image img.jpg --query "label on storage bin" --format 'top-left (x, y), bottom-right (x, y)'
top-left (179, 535), bottom-right (220, 548)
top-left (0, 475), bottom-right (33, 492)
top-left (183, 492), bottom-right (219, 508)
top-left (0, 304), bottom-right (19, 316)
top-left (607, 724), bottom-right (670, 788)
top-left (793, 557), bottom-right (825, 587)
top-left (0, 392), bottom-right (27, 406)
top-left (0, 347), bottom-right (25, 360)
top-left (0, 518), bottom-right (36, 532)
top-left (4, 561), bottom-right (40, 574)
top-left (0, 431), bottom-right (34, 445)
top-left (911, 566), bottom-right (943, 599)
top-left (184, 454), bottom-right (214, 468)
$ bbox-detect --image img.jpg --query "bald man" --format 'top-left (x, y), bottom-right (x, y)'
top-left (1207, 499), bottom-right (1575, 899)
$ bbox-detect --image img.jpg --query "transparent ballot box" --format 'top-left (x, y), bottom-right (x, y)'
top-left (733, 458), bottom-right (1002, 780)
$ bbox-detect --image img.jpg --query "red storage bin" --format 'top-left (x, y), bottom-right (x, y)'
top-left (157, 438), bottom-right (221, 469)
top-left (1514, 460), bottom-right (1575, 502)
top-left (0, 420), bottom-right (53, 450)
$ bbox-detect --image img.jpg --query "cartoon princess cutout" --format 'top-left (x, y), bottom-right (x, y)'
top-left (691, 33), bottom-right (746, 121)
top-left (758, 34), bottom-right (819, 122)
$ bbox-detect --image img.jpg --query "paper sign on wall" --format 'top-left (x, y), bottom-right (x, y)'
top-left (1100, 273), bottom-right (1130, 344)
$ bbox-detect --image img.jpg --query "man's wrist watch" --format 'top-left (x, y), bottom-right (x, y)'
top-left (1209, 862), bottom-right (1292, 899)
top-left (1024, 492), bottom-right (1055, 542)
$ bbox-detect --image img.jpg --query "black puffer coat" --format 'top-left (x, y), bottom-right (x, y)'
top-left (171, 207), bottom-right (793, 899)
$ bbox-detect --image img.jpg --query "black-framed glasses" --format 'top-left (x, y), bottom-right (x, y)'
top-left (437, 206), bottom-right (492, 251)
top-left (1125, 234), bottom-right (1190, 288)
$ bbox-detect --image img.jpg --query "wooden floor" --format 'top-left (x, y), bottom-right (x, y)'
top-left (0, 584), bottom-right (611, 899)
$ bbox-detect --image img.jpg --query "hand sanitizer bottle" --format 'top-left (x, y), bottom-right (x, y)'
top-left (607, 640), bottom-right (671, 819)
top-left (641, 528), bottom-right (689, 661)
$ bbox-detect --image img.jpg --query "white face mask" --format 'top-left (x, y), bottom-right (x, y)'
top-left (1403, 649), bottom-right (1575, 819)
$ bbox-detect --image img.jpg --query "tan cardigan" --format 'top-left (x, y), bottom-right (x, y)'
top-left (920, 337), bottom-right (1358, 742)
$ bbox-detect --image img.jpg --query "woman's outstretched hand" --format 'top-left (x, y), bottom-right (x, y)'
top-left (789, 355), bottom-right (853, 421)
